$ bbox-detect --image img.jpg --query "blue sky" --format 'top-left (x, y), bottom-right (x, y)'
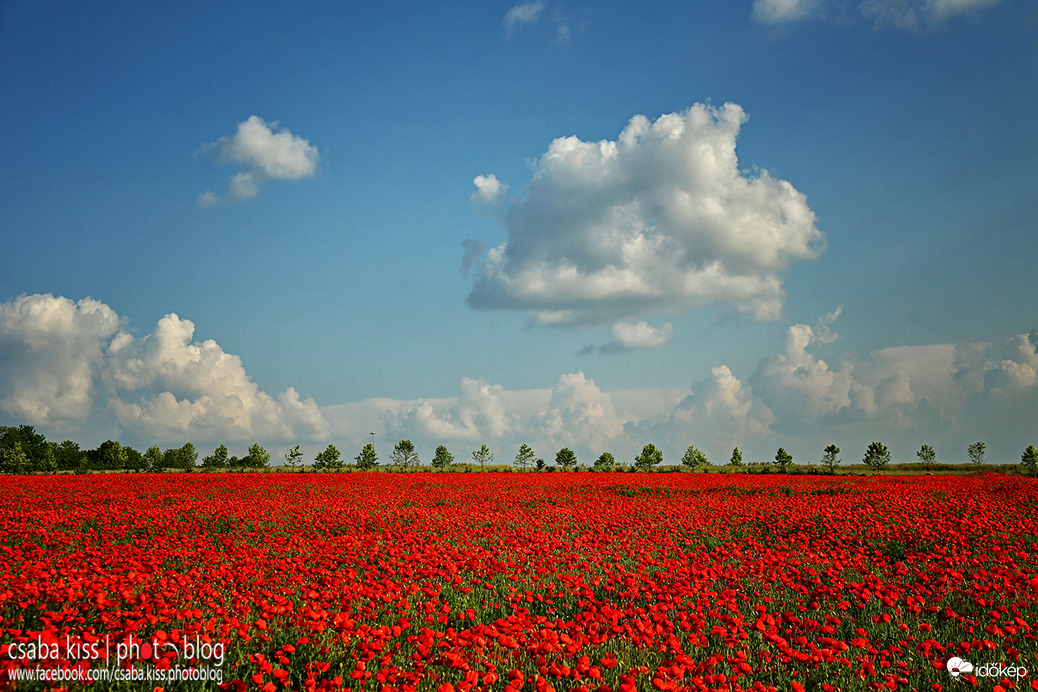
top-left (2, 0), bottom-right (1036, 467)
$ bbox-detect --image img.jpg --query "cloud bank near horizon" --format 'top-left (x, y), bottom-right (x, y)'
top-left (2, 293), bottom-right (1036, 464)
top-left (466, 104), bottom-right (824, 328)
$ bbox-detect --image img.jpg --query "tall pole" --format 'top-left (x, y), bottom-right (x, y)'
top-left (369, 432), bottom-right (375, 450)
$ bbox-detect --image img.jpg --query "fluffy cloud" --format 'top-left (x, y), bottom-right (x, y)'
top-left (754, 0), bottom-right (1002, 27)
top-left (199, 115), bottom-right (319, 204)
top-left (467, 104), bottom-right (824, 325)
top-left (0, 294), bottom-right (329, 443)
top-left (0, 294), bottom-right (119, 427)
top-left (530, 372), bottom-right (626, 451)
top-left (104, 313), bottom-right (329, 441)
top-left (390, 377), bottom-right (519, 441)
top-left (471, 174), bottom-right (507, 212)
top-left (749, 311), bottom-right (1038, 438)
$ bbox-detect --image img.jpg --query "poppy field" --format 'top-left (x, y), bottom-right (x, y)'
top-left (1, 472), bottom-right (1036, 691)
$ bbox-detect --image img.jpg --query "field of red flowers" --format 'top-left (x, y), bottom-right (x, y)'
top-left (1, 471), bottom-right (1036, 691)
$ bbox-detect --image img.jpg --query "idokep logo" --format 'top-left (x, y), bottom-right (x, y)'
top-left (947, 657), bottom-right (1028, 682)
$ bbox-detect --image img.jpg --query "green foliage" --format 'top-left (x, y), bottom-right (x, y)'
top-left (634, 443), bottom-right (663, 470)
top-left (284, 444), bottom-right (303, 468)
top-left (178, 442), bottom-right (197, 470)
top-left (680, 444), bottom-right (708, 468)
top-left (1022, 445), bottom-right (1038, 475)
top-left (534, 457), bottom-right (545, 470)
top-left (0, 442), bottom-right (28, 474)
top-left (774, 447), bottom-right (793, 468)
top-left (142, 445), bottom-right (162, 470)
top-left (314, 444), bottom-right (342, 470)
top-left (1, 425), bottom-right (56, 473)
top-left (92, 440), bottom-right (129, 470)
top-left (728, 447), bottom-right (743, 466)
top-left (354, 443), bottom-right (379, 469)
top-left (472, 444), bottom-right (494, 467)
top-left (862, 441), bottom-right (890, 468)
top-left (56, 440), bottom-right (86, 471)
top-left (391, 440), bottom-right (420, 467)
top-left (202, 444), bottom-right (229, 469)
top-left (821, 444), bottom-right (840, 474)
top-left (967, 441), bottom-right (986, 465)
top-left (243, 443), bottom-right (270, 468)
top-left (431, 445), bottom-right (453, 468)
top-left (514, 443), bottom-right (536, 469)
top-left (917, 443), bottom-right (936, 469)
top-left (555, 447), bottom-right (577, 469)
top-left (593, 452), bottom-right (616, 470)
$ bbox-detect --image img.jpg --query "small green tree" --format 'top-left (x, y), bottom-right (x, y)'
top-left (431, 445), bottom-right (453, 468)
top-left (314, 444), bottom-right (342, 470)
top-left (555, 447), bottom-right (577, 469)
top-left (593, 452), bottom-right (615, 470)
top-left (354, 443), bottom-right (379, 469)
top-left (1021, 445), bottom-right (1038, 476)
top-left (472, 444), bottom-right (494, 468)
top-left (680, 444), bottom-right (708, 469)
top-left (0, 442), bottom-right (28, 474)
top-left (391, 440), bottom-right (420, 467)
top-left (244, 443), bottom-right (270, 468)
top-left (634, 443), bottom-right (663, 470)
top-left (93, 440), bottom-right (129, 470)
top-left (774, 447), bottom-right (793, 470)
top-left (177, 442), bottom-right (197, 471)
top-left (917, 443), bottom-right (936, 471)
top-left (284, 444), bottom-right (303, 469)
top-left (728, 447), bottom-right (743, 467)
top-left (862, 441), bottom-right (890, 469)
top-left (202, 444), bottom-right (229, 469)
top-left (821, 444), bottom-right (840, 475)
top-left (514, 444), bottom-right (536, 469)
top-left (534, 457), bottom-right (545, 470)
top-left (967, 441), bottom-right (986, 466)
top-left (56, 440), bottom-right (86, 471)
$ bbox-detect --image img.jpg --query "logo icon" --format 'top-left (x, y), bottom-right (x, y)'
top-left (947, 657), bottom-right (974, 678)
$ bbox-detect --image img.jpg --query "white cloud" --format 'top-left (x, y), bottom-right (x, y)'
top-left (0, 294), bottom-right (119, 427)
top-left (467, 104), bottom-right (824, 325)
top-left (504, 1), bottom-right (546, 31)
top-left (470, 174), bottom-right (507, 213)
top-left (671, 365), bottom-right (773, 444)
top-left (103, 313), bottom-right (329, 441)
top-left (756, 0), bottom-right (1003, 27)
top-left (752, 0), bottom-right (820, 23)
top-left (196, 190), bottom-right (220, 208)
top-left (0, 294), bottom-right (329, 443)
top-left (229, 172), bottom-right (258, 200)
top-left (200, 115), bottom-right (319, 204)
top-left (605, 321), bottom-right (673, 351)
top-left (861, 0), bottom-right (1001, 28)
top-left (390, 377), bottom-right (519, 441)
top-left (530, 372), bottom-right (627, 452)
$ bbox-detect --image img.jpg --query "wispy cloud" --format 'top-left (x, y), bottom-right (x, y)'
top-left (504, 1), bottom-right (546, 33)
top-left (753, 0), bottom-right (1003, 29)
top-left (198, 115), bottom-right (319, 205)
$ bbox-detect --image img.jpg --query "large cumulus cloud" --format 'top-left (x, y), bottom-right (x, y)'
top-left (0, 294), bottom-right (329, 443)
top-left (466, 104), bottom-right (823, 326)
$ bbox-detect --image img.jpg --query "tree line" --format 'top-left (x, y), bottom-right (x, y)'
top-left (2, 424), bottom-right (1036, 475)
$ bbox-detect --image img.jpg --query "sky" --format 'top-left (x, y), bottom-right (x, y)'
top-left (1, 0), bottom-right (1036, 467)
